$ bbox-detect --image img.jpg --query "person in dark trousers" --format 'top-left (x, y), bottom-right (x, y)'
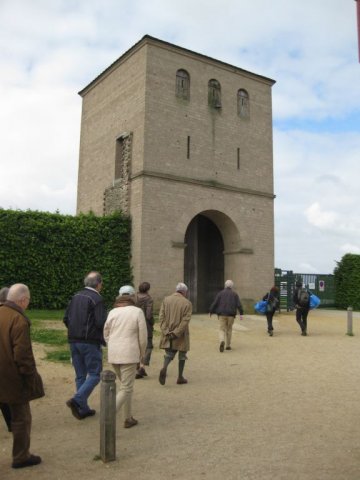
top-left (0, 286), bottom-right (12, 432)
top-left (293, 280), bottom-right (310, 336)
top-left (0, 284), bottom-right (44, 469)
top-left (64, 271), bottom-right (107, 419)
top-left (262, 286), bottom-right (280, 336)
top-left (134, 282), bottom-right (154, 379)
top-left (209, 280), bottom-right (244, 352)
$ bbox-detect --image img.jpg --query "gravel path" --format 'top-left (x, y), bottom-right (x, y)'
top-left (1, 309), bottom-right (360, 480)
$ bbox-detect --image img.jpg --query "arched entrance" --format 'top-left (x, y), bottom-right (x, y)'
top-left (184, 214), bottom-right (224, 312)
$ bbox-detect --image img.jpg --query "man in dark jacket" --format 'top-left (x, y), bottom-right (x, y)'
top-left (64, 271), bottom-right (107, 420)
top-left (0, 284), bottom-right (44, 469)
top-left (292, 280), bottom-right (310, 336)
top-left (209, 280), bottom-right (244, 352)
top-left (0, 286), bottom-right (12, 432)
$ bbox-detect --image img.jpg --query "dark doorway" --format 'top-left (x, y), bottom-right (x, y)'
top-left (184, 214), bottom-right (224, 312)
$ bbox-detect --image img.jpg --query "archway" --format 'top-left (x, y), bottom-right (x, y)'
top-left (184, 214), bottom-right (224, 313)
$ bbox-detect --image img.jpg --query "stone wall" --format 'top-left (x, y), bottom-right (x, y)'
top-left (103, 133), bottom-right (133, 215)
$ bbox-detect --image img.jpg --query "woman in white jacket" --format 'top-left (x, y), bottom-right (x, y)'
top-left (103, 285), bottom-right (147, 428)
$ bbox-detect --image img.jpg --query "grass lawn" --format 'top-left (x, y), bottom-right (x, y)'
top-left (28, 309), bottom-right (71, 364)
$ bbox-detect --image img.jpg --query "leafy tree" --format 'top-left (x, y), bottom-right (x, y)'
top-left (334, 253), bottom-right (360, 310)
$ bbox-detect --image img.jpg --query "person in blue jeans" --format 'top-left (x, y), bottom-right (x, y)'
top-left (64, 271), bottom-right (107, 420)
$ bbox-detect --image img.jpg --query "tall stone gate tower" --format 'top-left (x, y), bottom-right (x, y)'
top-left (77, 35), bottom-right (276, 311)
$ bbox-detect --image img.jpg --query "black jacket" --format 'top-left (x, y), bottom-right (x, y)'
top-left (63, 288), bottom-right (107, 345)
top-left (209, 288), bottom-right (244, 316)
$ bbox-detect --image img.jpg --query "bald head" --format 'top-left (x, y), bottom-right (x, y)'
top-left (7, 284), bottom-right (30, 309)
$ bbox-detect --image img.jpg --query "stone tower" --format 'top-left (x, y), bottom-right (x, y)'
top-left (77, 35), bottom-right (276, 311)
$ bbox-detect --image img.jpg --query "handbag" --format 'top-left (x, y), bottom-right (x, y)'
top-left (309, 294), bottom-right (321, 309)
top-left (254, 300), bottom-right (267, 315)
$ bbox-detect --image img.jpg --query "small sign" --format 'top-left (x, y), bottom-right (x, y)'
top-left (308, 282), bottom-right (316, 289)
top-left (319, 280), bottom-right (325, 292)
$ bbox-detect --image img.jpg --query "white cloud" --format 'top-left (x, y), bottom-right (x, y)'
top-left (305, 203), bottom-right (337, 229)
top-left (340, 244), bottom-right (360, 254)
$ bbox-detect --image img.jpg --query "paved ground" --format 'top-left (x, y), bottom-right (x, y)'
top-left (1, 309), bottom-right (360, 480)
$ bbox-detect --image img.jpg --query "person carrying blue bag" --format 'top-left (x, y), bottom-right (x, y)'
top-left (293, 281), bottom-right (311, 336)
top-left (262, 286), bottom-right (279, 336)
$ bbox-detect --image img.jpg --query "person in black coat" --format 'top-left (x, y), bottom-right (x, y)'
top-left (63, 272), bottom-right (107, 419)
top-left (262, 286), bottom-right (279, 336)
top-left (292, 280), bottom-right (311, 336)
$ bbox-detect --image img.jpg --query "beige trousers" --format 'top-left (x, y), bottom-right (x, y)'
top-left (218, 316), bottom-right (235, 347)
top-left (112, 363), bottom-right (137, 420)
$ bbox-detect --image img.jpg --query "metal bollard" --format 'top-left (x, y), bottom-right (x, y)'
top-left (347, 307), bottom-right (353, 336)
top-left (100, 370), bottom-right (117, 462)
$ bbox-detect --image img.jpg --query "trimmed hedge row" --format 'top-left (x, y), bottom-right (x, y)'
top-left (334, 253), bottom-right (360, 310)
top-left (0, 209), bottom-right (131, 309)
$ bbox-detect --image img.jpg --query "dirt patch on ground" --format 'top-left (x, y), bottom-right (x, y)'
top-left (1, 309), bottom-right (360, 480)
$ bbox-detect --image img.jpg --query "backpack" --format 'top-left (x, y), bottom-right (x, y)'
top-left (266, 294), bottom-right (279, 312)
top-left (297, 288), bottom-right (310, 308)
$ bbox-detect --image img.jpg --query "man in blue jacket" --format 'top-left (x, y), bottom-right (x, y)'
top-left (64, 271), bottom-right (107, 420)
top-left (209, 280), bottom-right (244, 352)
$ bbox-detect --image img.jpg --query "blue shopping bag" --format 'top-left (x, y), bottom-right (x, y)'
top-left (309, 294), bottom-right (321, 309)
top-left (254, 300), bottom-right (267, 314)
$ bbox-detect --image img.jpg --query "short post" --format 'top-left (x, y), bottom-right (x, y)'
top-left (100, 370), bottom-right (116, 462)
top-left (347, 307), bottom-right (353, 336)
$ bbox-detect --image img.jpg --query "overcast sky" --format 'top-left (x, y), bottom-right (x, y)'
top-left (1, 0), bottom-right (359, 274)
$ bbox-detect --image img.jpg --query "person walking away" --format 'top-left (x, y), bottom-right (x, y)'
top-left (263, 286), bottom-right (280, 336)
top-left (209, 280), bottom-right (244, 352)
top-left (64, 271), bottom-right (107, 419)
top-left (0, 284), bottom-right (44, 469)
top-left (134, 282), bottom-right (154, 378)
top-left (104, 285), bottom-right (147, 428)
top-left (158, 283), bottom-right (192, 386)
top-left (0, 286), bottom-right (12, 432)
top-left (293, 280), bottom-right (311, 336)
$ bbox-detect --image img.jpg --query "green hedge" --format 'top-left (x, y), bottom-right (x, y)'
top-left (334, 253), bottom-right (360, 310)
top-left (0, 209), bottom-right (131, 309)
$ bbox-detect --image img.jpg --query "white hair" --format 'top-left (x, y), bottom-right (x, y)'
top-left (225, 280), bottom-right (234, 289)
top-left (176, 282), bottom-right (188, 293)
top-left (7, 284), bottom-right (30, 302)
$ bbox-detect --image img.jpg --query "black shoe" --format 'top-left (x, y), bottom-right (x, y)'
top-left (301, 331), bottom-right (307, 336)
top-left (219, 341), bottom-right (225, 352)
top-left (124, 416), bottom-right (138, 428)
top-left (12, 454), bottom-right (42, 469)
top-left (225, 346), bottom-right (232, 350)
top-left (159, 368), bottom-right (167, 385)
top-left (136, 367), bottom-right (148, 378)
top-left (83, 409), bottom-right (96, 417)
top-left (176, 377), bottom-right (188, 384)
top-left (66, 399), bottom-right (85, 420)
